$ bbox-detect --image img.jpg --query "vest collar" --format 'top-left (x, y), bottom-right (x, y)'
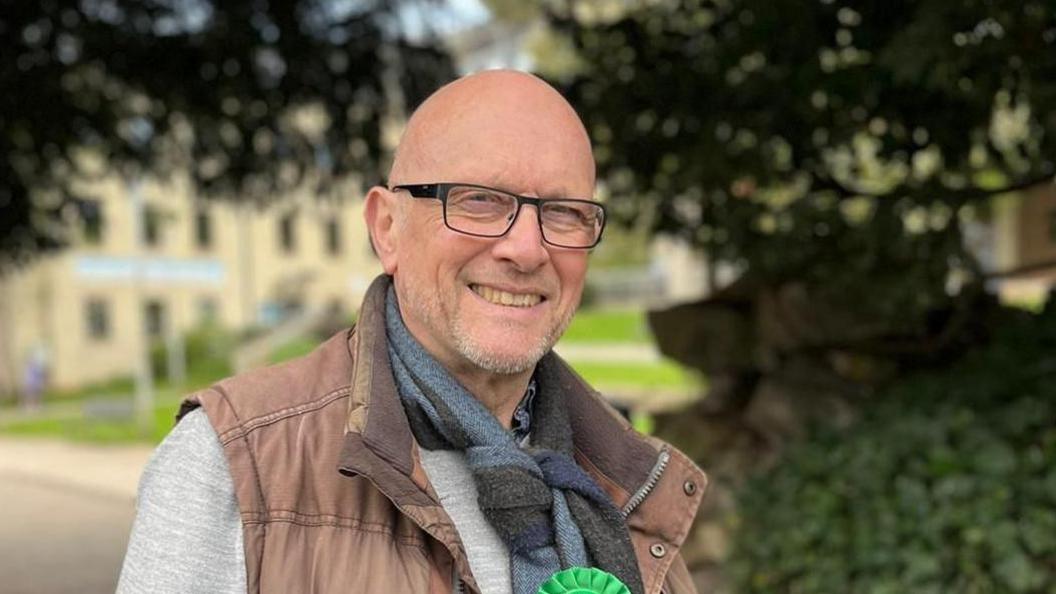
top-left (338, 274), bottom-right (662, 508)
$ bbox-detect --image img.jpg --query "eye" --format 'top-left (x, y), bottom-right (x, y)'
top-left (544, 202), bottom-right (598, 226)
top-left (447, 187), bottom-right (515, 219)
top-left (464, 191), bottom-right (502, 203)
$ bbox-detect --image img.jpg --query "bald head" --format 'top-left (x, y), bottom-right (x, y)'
top-left (363, 69), bottom-right (598, 389)
top-left (388, 70), bottom-right (595, 197)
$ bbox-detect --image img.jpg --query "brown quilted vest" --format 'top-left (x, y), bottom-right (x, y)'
top-left (180, 275), bottom-right (708, 594)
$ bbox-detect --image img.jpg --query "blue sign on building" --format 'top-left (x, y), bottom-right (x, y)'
top-left (74, 256), bottom-right (225, 284)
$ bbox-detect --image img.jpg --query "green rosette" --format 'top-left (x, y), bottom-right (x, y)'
top-left (536, 567), bottom-right (631, 594)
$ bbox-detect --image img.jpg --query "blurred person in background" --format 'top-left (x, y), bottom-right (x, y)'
top-left (117, 70), bottom-right (706, 594)
top-left (20, 343), bottom-right (49, 412)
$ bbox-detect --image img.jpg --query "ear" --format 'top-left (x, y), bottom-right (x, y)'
top-left (363, 186), bottom-right (400, 274)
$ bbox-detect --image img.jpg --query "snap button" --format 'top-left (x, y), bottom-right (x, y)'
top-left (683, 480), bottom-right (697, 495)
top-left (650, 543), bottom-right (666, 558)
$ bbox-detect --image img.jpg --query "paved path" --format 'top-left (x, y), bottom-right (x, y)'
top-left (0, 437), bottom-right (154, 594)
top-left (0, 340), bottom-right (690, 592)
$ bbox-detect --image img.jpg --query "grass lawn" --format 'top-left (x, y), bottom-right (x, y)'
top-left (264, 307), bottom-right (657, 369)
top-left (1, 391), bottom-right (184, 444)
top-left (0, 311), bottom-right (689, 445)
top-left (0, 375), bottom-right (135, 412)
top-left (261, 308), bottom-right (654, 360)
top-left (568, 359), bottom-right (702, 394)
top-left (268, 336), bottom-right (320, 364)
top-left (560, 308), bottom-right (651, 343)
top-left (0, 368), bottom-right (225, 445)
top-left (0, 359), bottom-right (698, 445)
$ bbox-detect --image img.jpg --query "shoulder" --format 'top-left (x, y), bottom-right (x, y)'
top-left (185, 328), bottom-right (357, 442)
top-left (119, 408), bottom-right (247, 593)
top-left (143, 407), bottom-right (233, 494)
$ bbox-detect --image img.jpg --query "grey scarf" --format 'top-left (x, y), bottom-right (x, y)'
top-left (384, 288), bottom-right (644, 594)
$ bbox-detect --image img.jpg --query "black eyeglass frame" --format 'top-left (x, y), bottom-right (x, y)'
top-left (390, 182), bottom-right (607, 249)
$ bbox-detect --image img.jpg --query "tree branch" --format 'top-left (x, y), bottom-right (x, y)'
top-left (985, 259), bottom-right (1056, 281)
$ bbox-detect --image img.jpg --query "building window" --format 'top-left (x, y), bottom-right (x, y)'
top-left (195, 209), bottom-right (213, 249)
top-left (279, 213), bottom-right (297, 254)
top-left (80, 199), bottom-right (105, 245)
top-left (86, 298), bottom-right (110, 341)
top-left (197, 297), bottom-right (218, 325)
top-left (145, 300), bottom-right (166, 337)
top-left (143, 205), bottom-right (162, 247)
top-left (325, 218), bottom-right (342, 256)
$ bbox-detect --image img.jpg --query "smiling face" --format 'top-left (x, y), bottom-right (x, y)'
top-left (366, 71), bottom-right (596, 376)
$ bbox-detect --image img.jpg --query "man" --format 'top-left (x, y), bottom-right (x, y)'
top-left (118, 70), bottom-right (706, 594)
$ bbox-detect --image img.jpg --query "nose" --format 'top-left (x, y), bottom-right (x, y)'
top-left (491, 203), bottom-right (550, 272)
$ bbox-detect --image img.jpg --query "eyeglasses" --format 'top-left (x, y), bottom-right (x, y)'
top-left (390, 183), bottom-right (606, 249)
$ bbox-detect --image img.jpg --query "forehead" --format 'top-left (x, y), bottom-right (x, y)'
top-left (398, 80), bottom-right (595, 198)
top-left (430, 123), bottom-right (593, 199)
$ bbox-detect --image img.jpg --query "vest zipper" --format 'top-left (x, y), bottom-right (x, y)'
top-left (620, 447), bottom-right (670, 518)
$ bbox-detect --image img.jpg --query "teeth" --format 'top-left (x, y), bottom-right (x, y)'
top-left (472, 285), bottom-right (542, 308)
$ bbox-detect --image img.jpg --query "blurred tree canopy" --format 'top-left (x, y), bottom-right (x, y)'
top-left (732, 304), bottom-right (1056, 592)
top-left (552, 0), bottom-right (1056, 330)
top-left (543, 3), bottom-right (1056, 583)
top-left (1, 0), bottom-right (454, 265)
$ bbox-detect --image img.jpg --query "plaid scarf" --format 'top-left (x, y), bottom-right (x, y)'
top-left (384, 288), bottom-right (644, 594)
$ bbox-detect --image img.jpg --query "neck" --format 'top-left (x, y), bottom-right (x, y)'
top-left (388, 290), bottom-right (534, 429)
top-left (446, 365), bottom-right (533, 430)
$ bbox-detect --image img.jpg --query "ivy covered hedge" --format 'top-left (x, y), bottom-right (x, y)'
top-left (730, 306), bottom-right (1056, 593)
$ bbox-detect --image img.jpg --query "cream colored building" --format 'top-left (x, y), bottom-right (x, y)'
top-left (0, 172), bottom-right (380, 394)
top-left (986, 183), bottom-right (1056, 305)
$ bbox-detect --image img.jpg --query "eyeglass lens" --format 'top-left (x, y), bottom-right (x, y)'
top-left (444, 186), bottom-right (603, 247)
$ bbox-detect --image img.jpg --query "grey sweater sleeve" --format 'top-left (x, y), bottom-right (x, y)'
top-left (117, 408), bottom-right (247, 594)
